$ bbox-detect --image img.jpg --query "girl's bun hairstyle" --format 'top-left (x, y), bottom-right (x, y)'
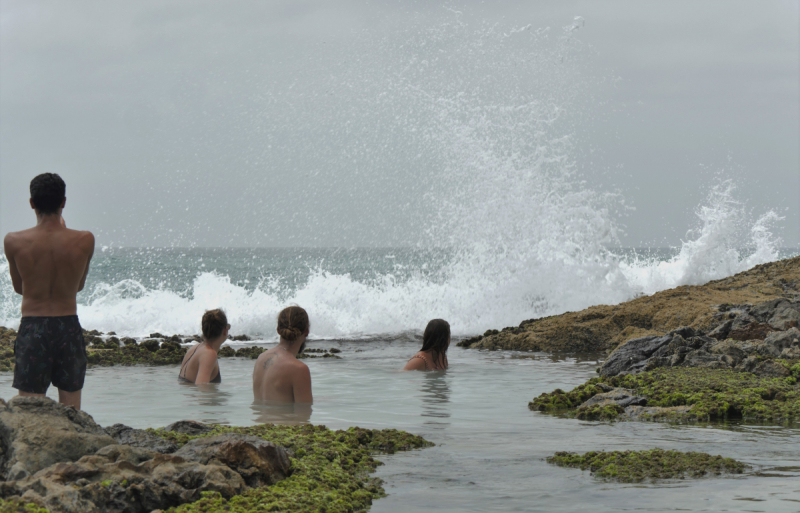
top-left (202, 309), bottom-right (228, 340)
top-left (277, 305), bottom-right (309, 342)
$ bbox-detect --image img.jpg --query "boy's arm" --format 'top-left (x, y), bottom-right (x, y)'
top-left (77, 231), bottom-right (95, 292)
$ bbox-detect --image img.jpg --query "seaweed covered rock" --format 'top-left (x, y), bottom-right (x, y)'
top-left (85, 341), bottom-right (187, 367)
top-left (0, 444), bottom-right (248, 513)
top-left (547, 449), bottom-right (747, 482)
top-left (0, 397), bottom-right (116, 480)
top-left (146, 423), bottom-right (433, 513)
top-left (174, 433), bottom-right (291, 487)
top-left (531, 367), bottom-right (800, 423)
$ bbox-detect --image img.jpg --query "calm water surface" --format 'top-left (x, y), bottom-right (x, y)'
top-left (1, 341), bottom-right (798, 512)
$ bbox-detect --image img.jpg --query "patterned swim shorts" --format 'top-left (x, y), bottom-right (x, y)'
top-left (12, 316), bottom-right (87, 394)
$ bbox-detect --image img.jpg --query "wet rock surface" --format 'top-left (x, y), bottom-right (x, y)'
top-left (104, 424), bottom-right (178, 454)
top-left (0, 398), bottom-right (293, 513)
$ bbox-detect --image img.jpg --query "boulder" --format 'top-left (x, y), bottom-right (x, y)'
top-left (0, 445), bottom-right (247, 513)
top-left (749, 298), bottom-right (786, 323)
top-left (762, 328), bottom-right (800, 357)
top-left (623, 405), bottom-right (694, 421)
top-left (708, 340), bottom-right (746, 363)
top-left (752, 360), bottom-right (791, 378)
top-left (707, 319), bottom-right (733, 340)
top-left (140, 340), bottom-right (161, 352)
top-left (0, 397), bottom-right (116, 480)
top-left (104, 424), bottom-right (178, 454)
top-left (163, 420), bottom-right (214, 436)
top-left (174, 433), bottom-right (292, 487)
top-left (600, 333), bottom-right (677, 376)
top-left (682, 350), bottom-right (728, 369)
top-left (768, 302), bottom-right (800, 330)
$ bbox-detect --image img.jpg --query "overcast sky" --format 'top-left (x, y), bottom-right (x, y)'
top-left (1, 0), bottom-right (798, 248)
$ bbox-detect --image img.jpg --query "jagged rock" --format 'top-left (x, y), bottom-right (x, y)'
top-left (728, 320), bottom-right (774, 341)
top-left (174, 433), bottom-right (292, 487)
top-left (708, 319), bottom-right (733, 340)
top-left (600, 328), bottom-right (697, 376)
top-left (708, 340), bottom-right (746, 362)
top-left (749, 299), bottom-right (785, 322)
top-left (781, 346), bottom-right (800, 359)
top-left (104, 424), bottom-right (178, 454)
top-left (682, 350), bottom-right (728, 369)
top-left (735, 355), bottom-right (760, 373)
top-left (578, 389), bottom-right (647, 409)
top-left (0, 445), bottom-right (247, 513)
top-left (762, 328), bottom-right (800, 357)
top-left (148, 333), bottom-right (166, 339)
top-left (163, 420), bottom-right (214, 435)
top-left (752, 360), bottom-right (791, 378)
top-left (0, 397), bottom-right (116, 480)
top-left (768, 301), bottom-right (800, 330)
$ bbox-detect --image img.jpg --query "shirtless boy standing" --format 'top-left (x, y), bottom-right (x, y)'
top-left (3, 173), bottom-right (95, 409)
top-left (253, 306), bottom-right (313, 404)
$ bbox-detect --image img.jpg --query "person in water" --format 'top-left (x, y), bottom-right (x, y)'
top-left (4, 173), bottom-right (95, 409)
top-left (253, 306), bottom-right (313, 403)
top-left (403, 319), bottom-right (450, 371)
top-left (178, 309), bottom-right (227, 384)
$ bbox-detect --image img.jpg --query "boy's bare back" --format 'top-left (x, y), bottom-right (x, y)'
top-left (4, 220), bottom-right (94, 317)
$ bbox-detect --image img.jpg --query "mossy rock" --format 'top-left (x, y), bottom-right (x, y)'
top-left (0, 498), bottom-right (49, 513)
top-left (547, 449), bottom-right (747, 482)
top-left (145, 423), bottom-right (433, 513)
top-left (531, 368), bottom-right (800, 424)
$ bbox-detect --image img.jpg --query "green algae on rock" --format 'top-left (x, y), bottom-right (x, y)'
top-left (531, 368), bottom-right (800, 423)
top-left (547, 449), bottom-right (747, 482)
top-left (0, 498), bottom-right (49, 513)
top-left (145, 423), bottom-right (432, 513)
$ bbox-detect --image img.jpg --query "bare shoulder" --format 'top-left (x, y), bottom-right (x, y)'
top-left (403, 354), bottom-right (427, 371)
top-left (69, 229), bottom-right (95, 250)
top-left (4, 228), bottom-right (32, 248)
top-left (291, 359), bottom-right (311, 372)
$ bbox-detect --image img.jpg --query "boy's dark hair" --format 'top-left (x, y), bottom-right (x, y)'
top-left (30, 173), bottom-right (66, 214)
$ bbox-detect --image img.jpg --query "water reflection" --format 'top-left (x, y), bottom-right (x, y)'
top-left (251, 401), bottom-right (312, 425)
top-left (419, 372), bottom-right (450, 428)
top-left (177, 381), bottom-right (233, 424)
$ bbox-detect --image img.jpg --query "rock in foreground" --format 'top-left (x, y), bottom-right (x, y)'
top-left (0, 397), bottom-right (432, 513)
top-left (547, 449), bottom-right (747, 482)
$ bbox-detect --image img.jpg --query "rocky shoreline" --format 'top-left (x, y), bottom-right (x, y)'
top-left (0, 396), bottom-right (431, 513)
top-left (0, 329), bottom-right (342, 372)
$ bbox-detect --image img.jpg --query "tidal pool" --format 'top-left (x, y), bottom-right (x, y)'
top-left (1, 340), bottom-right (798, 512)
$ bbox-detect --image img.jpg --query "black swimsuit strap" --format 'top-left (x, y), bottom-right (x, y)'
top-left (179, 345), bottom-right (199, 378)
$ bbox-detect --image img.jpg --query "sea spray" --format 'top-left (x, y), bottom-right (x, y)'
top-left (0, 16), bottom-right (786, 337)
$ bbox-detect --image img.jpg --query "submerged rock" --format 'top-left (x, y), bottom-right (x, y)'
top-left (164, 420), bottom-right (215, 436)
top-left (547, 448), bottom-right (747, 482)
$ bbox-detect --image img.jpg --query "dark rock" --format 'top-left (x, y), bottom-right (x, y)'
top-left (708, 319), bottom-right (733, 340)
top-left (623, 405), bottom-right (694, 421)
top-left (163, 420), bottom-right (214, 435)
top-left (708, 340), bottom-right (746, 363)
top-left (735, 355), bottom-right (759, 373)
top-left (234, 346), bottom-right (266, 359)
top-left (229, 334), bottom-right (252, 341)
top-left (600, 328), bottom-right (697, 377)
top-left (159, 341), bottom-right (182, 353)
top-left (121, 338), bottom-right (136, 346)
top-left (329, 348), bottom-right (342, 354)
top-left (168, 335), bottom-right (182, 343)
top-left (148, 333), bottom-right (166, 339)
top-left (0, 397), bottom-right (116, 480)
top-left (140, 339), bottom-right (161, 352)
top-left (728, 317), bottom-right (774, 341)
top-left (762, 328), bottom-right (800, 357)
top-left (104, 424), bottom-right (178, 454)
top-left (218, 346), bottom-right (236, 357)
top-left (682, 350), bottom-right (728, 369)
top-left (174, 433), bottom-right (292, 487)
top-left (750, 298), bottom-right (787, 322)
top-left (768, 304), bottom-right (800, 330)
top-left (0, 445), bottom-right (247, 513)
top-left (752, 360), bottom-right (791, 378)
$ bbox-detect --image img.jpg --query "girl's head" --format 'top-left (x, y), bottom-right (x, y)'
top-left (202, 308), bottom-right (229, 341)
top-left (277, 306), bottom-right (310, 342)
top-left (421, 318), bottom-right (450, 369)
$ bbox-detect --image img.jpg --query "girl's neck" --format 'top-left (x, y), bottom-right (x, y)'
top-left (204, 336), bottom-right (225, 352)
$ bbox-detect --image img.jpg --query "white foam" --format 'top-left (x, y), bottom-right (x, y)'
top-left (0, 17), bottom-right (786, 338)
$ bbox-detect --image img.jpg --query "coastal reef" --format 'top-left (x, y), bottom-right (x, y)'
top-left (0, 329), bottom-right (343, 371)
top-left (0, 396), bottom-right (431, 513)
top-left (547, 449), bottom-right (747, 482)
top-left (530, 367), bottom-right (799, 423)
top-left (458, 256), bottom-right (800, 352)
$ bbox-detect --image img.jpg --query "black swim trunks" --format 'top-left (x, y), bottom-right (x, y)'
top-left (12, 316), bottom-right (87, 394)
